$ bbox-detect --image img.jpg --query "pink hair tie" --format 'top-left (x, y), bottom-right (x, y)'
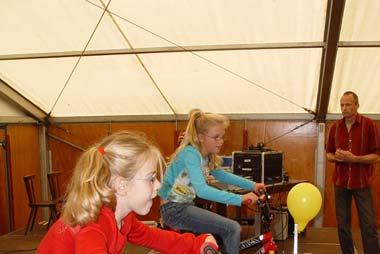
top-left (98, 147), bottom-right (105, 155)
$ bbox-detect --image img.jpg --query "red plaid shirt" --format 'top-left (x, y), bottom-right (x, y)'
top-left (326, 113), bottom-right (380, 189)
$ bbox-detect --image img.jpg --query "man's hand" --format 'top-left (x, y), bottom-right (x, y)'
top-left (335, 149), bottom-right (356, 162)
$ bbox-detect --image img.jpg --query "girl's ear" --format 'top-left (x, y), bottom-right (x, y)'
top-left (114, 176), bottom-right (128, 195)
top-left (196, 133), bottom-right (203, 143)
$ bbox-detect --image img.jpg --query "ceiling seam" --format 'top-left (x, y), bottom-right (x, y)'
top-left (99, 0), bottom-right (177, 118)
top-left (48, 0), bottom-right (113, 117)
top-left (86, 1), bottom-right (316, 116)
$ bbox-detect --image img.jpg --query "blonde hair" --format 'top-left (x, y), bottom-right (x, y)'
top-left (62, 131), bottom-right (164, 226)
top-left (171, 109), bottom-right (229, 169)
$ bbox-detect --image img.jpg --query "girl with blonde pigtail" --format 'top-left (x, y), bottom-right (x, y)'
top-left (38, 131), bottom-right (219, 254)
top-left (159, 109), bottom-right (266, 254)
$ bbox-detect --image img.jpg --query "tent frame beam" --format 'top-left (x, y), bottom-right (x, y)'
top-left (339, 41), bottom-right (380, 47)
top-left (2, 41), bottom-right (379, 62)
top-left (0, 76), bottom-right (48, 123)
top-left (315, 0), bottom-right (346, 123)
top-left (49, 113), bottom-right (315, 123)
top-left (314, 0), bottom-right (346, 229)
top-left (0, 42), bottom-right (324, 61)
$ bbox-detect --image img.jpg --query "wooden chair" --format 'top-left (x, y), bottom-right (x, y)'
top-left (47, 171), bottom-right (62, 202)
top-left (23, 175), bottom-right (58, 235)
top-left (47, 171), bottom-right (63, 215)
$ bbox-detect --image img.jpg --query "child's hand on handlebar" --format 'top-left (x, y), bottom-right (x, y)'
top-left (205, 234), bottom-right (218, 246)
top-left (242, 192), bottom-right (259, 205)
top-left (254, 183), bottom-right (266, 195)
top-left (202, 235), bottom-right (220, 254)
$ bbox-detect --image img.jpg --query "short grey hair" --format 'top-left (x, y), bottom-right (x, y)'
top-left (343, 91), bottom-right (359, 105)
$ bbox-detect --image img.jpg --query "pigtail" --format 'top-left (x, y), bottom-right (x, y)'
top-left (62, 146), bottom-right (114, 226)
top-left (170, 108), bottom-right (230, 169)
top-left (209, 154), bottom-right (223, 170)
top-left (170, 109), bottom-right (203, 162)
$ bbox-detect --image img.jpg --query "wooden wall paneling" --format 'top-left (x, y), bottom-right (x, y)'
top-left (111, 122), bottom-right (176, 158)
top-left (48, 123), bottom-right (110, 148)
top-left (373, 121), bottom-right (380, 228)
top-left (220, 120), bottom-right (245, 155)
top-left (0, 129), bottom-right (7, 235)
top-left (247, 120), bottom-right (317, 183)
top-left (7, 124), bottom-right (40, 230)
top-left (246, 120), bottom-right (267, 147)
top-left (47, 138), bottom-right (83, 199)
top-left (177, 121), bottom-right (188, 131)
top-left (47, 123), bottom-right (110, 199)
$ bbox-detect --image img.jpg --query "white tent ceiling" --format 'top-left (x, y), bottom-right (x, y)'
top-left (0, 0), bottom-right (379, 123)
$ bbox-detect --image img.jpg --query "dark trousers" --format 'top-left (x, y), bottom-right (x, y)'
top-left (334, 186), bottom-right (379, 254)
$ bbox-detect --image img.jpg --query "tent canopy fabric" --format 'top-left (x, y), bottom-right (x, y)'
top-left (0, 0), bottom-right (379, 123)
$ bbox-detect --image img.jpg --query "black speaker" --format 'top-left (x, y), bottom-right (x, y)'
top-left (232, 151), bottom-right (283, 184)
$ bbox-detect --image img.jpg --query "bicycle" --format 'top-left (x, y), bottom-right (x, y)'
top-left (202, 190), bottom-right (278, 254)
top-left (239, 190), bottom-right (278, 254)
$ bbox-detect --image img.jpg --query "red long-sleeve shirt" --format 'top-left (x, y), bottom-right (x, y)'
top-left (37, 207), bottom-right (208, 254)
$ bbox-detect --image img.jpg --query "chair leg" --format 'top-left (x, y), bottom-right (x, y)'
top-left (30, 207), bottom-right (38, 232)
top-left (47, 214), bottom-right (52, 229)
top-left (24, 207), bottom-right (34, 235)
top-left (47, 207), bottom-right (56, 229)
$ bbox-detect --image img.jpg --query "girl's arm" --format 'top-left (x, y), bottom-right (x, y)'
top-left (184, 149), bottom-right (243, 206)
top-left (127, 214), bottom-right (210, 254)
top-left (211, 169), bottom-right (254, 191)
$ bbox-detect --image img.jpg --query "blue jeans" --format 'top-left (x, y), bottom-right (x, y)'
top-left (160, 202), bottom-right (241, 254)
top-left (334, 186), bottom-right (379, 254)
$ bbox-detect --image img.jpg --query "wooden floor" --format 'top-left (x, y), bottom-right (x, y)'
top-left (0, 223), bottom-right (376, 254)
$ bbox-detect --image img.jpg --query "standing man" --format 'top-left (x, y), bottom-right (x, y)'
top-left (326, 91), bottom-right (380, 254)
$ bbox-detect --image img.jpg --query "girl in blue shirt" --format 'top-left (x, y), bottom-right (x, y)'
top-left (159, 109), bottom-right (265, 254)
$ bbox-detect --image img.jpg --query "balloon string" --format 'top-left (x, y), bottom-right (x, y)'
top-left (293, 224), bottom-right (298, 254)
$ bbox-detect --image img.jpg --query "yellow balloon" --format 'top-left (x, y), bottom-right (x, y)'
top-left (287, 183), bottom-right (322, 233)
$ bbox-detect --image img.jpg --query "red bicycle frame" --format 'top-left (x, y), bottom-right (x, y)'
top-left (239, 191), bottom-right (278, 254)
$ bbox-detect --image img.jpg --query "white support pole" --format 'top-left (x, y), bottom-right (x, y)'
top-left (39, 125), bottom-right (49, 220)
top-left (314, 123), bottom-right (326, 227)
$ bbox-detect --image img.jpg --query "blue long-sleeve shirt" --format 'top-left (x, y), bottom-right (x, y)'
top-left (158, 145), bottom-right (255, 206)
